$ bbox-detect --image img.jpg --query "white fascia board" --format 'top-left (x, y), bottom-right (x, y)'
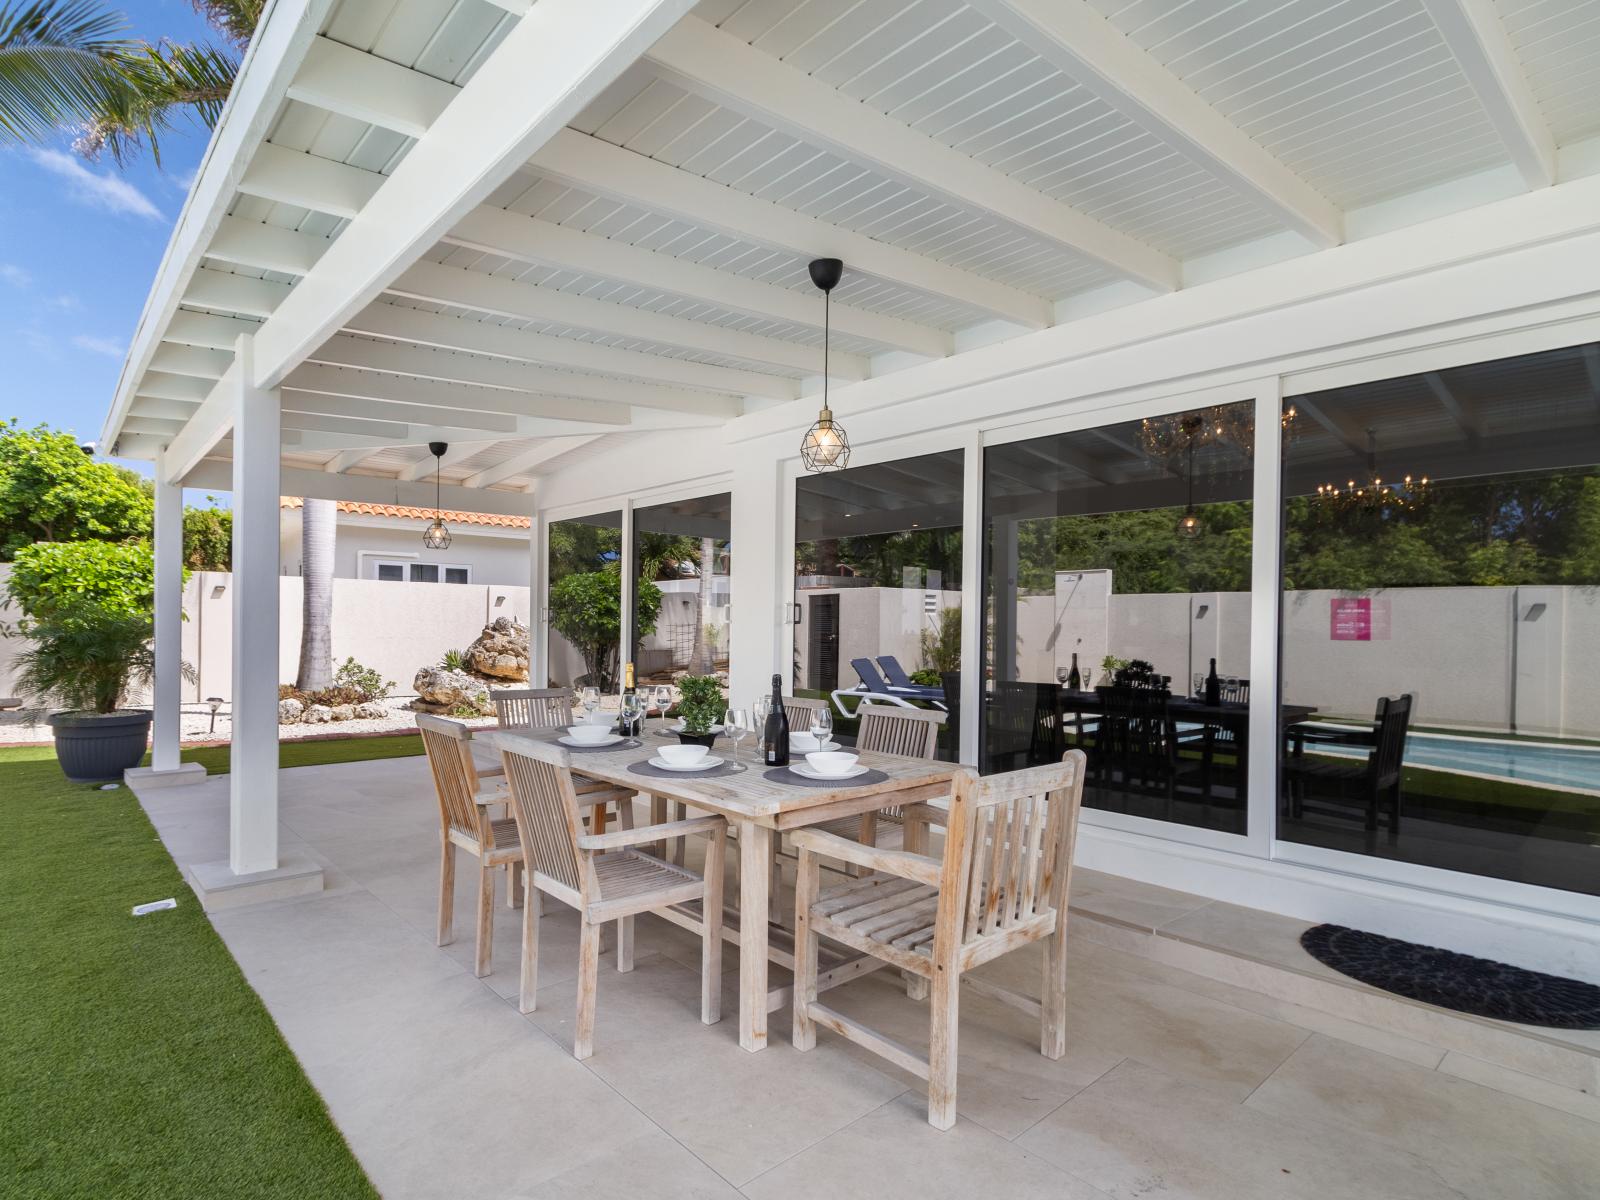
top-left (528, 128), bottom-right (1052, 330)
top-left (966, 0), bottom-right (1342, 247)
top-left (102, 0), bottom-right (335, 455)
top-left (346, 300), bottom-right (794, 401)
top-left (446, 206), bottom-right (952, 358)
top-left (644, 16), bottom-right (1178, 292)
top-left (250, 0), bottom-right (703, 394)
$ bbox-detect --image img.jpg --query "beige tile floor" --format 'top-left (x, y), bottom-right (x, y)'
top-left (132, 757), bottom-right (1600, 1200)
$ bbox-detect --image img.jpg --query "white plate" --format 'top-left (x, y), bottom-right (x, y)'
top-left (648, 755), bottom-right (725, 772)
top-left (788, 761), bottom-right (869, 781)
top-left (789, 738), bottom-right (841, 753)
top-left (559, 733), bottom-right (623, 748)
top-left (669, 723), bottom-right (725, 735)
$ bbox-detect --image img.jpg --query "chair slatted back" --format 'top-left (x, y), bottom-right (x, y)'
top-left (857, 703), bottom-right (944, 759)
top-left (494, 735), bottom-right (587, 894)
top-left (1369, 694), bottom-right (1413, 789)
top-left (782, 696), bottom-right (829, 729)
top-left (938, 753), bottom-right (1085, 949)
top-left (417, 714), bottom-right (482, 840)
top-left (494, 687), bottom-right (575, 730)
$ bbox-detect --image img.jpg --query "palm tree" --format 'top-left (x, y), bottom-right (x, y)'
top-left (295, 498), bottom-right (335, 691)
top-left (0, 0), bottom-right (255, 164)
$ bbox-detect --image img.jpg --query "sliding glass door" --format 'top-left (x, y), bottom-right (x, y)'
top-left (631, 493), bottom-right (732, 687)
top-left (546, 510), bottom-right (622, 690)
top-left (1279, 342), bottom-right (1600, 895)
top-left (983, 400), bottom-right (1258, 836)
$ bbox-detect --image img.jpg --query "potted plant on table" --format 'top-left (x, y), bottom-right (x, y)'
top-left (674, 674), bottom-right (724, 747)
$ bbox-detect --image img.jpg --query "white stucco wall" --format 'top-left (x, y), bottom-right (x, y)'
top-left (278, 510), bottom-right (531, 586)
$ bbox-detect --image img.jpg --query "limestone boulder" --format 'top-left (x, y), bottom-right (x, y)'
top-left (278, 698), bottom-right (304, 724)
top-left (330, 704), bottom-right (356, 722)
top-left (411, 666), bottom-right (492, 715)
top-left (303, 704), bottom-right (333, 724)
top-left (352, 701), bottom-right (387, 720)
top-left (464, 617), bottom-right (529, 682)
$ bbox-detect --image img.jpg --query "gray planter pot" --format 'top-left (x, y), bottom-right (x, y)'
top-left (47, 709), bottom-right (153, 784)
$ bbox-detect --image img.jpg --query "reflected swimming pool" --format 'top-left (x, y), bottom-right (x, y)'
top-left (1308, 729), bottom-right (1600, 794)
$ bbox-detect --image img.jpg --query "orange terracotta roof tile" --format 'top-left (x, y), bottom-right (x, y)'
top-left (281, 497), bottom-right (530, 529)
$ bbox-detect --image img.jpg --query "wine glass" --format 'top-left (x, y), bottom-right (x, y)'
top-left (1056, 667), bottom-right (1069, 687)
top-left (1081, 667), bottom-right (1093, 691)
top-left (724, 709), bottom-right (751, 766)
top-left (810, 706), bottom-right (833, 748)
top-left (621, 692), bottom-right (643, 738)
top-left (580, 686), bottom-right (600, 723)
top-left (752, 695), bottom-right (770, 728)
top-left (654, 685), bottom-right (672, 735)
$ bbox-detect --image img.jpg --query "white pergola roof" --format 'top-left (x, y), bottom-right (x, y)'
top-left (103, 0), bottom-right (1600, 503)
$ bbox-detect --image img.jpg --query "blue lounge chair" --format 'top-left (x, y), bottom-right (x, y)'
top-left (832, 657), bottom-right (946, 716)
top-left (878, 655), bottom-right (947, 701)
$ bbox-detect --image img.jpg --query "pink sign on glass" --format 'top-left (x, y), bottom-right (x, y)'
top-left (1330, 597), bottom-right (1372, 641)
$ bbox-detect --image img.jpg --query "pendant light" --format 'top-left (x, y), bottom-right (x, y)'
top-left (1176, 442), bottom-right (1201, 538)
top-left (422, 441), bottom-right (452, 550)
top-left (800, 257), bottom-right (850, 473)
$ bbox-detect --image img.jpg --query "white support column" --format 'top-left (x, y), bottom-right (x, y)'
top-left (730, 455), bottom-right (783, 710)
top-left (531, 508), bottom-right (549, 686)
top-left (1247, 380), bottom-right (1285, 860)
top-left (126, 452), bottom-right (206, 788)
top-left (619, 501), bottom-right (635, 685)
top-left (959, 430), bottom-right (984, 767)
top-left (230, 335), bottom-right (281, 875)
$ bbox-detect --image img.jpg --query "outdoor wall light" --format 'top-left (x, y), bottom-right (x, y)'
top-left (422, 441), bottom-right (452, 551)
top-left (800, 258), bottom-right (850, 473)
top-left (209, 584), bottom-right (226, 599)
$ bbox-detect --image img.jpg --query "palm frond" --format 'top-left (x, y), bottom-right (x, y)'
top-left (0, 0), bottom-right (130, 143)
top-left (75, 38), bottom-right (236, 166)
top-left (189, 0), bottom-right (260, 52)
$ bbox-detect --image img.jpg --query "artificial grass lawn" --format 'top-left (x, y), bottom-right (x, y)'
top-left (169, 730), bottom-right (426, 776)
top-left (0, 745), bottom-right (378, 1199)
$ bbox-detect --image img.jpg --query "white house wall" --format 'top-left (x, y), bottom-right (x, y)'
top-left (278, 514), bottom-right (532, 585)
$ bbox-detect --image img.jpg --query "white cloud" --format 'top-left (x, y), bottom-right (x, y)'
top-left (47, 293), bottom-right (80, 311)
top-left (72, 334), bottom-right (124, 358)
top-left (26, 149), bottom-right (162, 221)
top-left (0, 263), bottom-right (30, 288)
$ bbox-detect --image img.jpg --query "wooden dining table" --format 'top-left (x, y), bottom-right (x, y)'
top-left (476, 726), bottom-right (962, 1052)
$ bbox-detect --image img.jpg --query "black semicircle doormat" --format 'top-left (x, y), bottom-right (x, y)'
top-left (1300, 925), bottom-right (1600, 1029)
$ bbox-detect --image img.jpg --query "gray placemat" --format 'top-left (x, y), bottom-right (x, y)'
top-left (627, 758), bottom-right (749, 780)
top-left (762, 766), bottom-right (890, 789)
top-left (558, 737), bottom-right (642, 754)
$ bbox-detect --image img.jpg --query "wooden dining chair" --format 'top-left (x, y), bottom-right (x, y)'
top-left (492, 734), bottom-right (728, 1059)
top-left (792, 751), bottom-right (1087, 1130)
top-left (492, 687), bottom-right (577, 729)
top-left (419, 714), bottom-right (628, 978)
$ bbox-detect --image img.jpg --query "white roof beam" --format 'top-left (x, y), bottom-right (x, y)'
top-left (251, 0), bottom-right (702, 393)
top-left (159, 356), bottom-right (238, 483)
top-left (323, 446), bottom-right (385, 473)
top-left (238, 142), bottom-right (385, 219)
top-left (481, 0), bottom-right (532, 14)
top-left (182, 268), bottom-right (292, 319)
top-left (347, 301), bottom-right (794, 400)
top-left (397, 440), bottom-right (492, 481)
top-left (643, 16), bottom-right (1178, 291)
top-left (528, 129), bottom-right (1052, 329)
top-left (121, 415), bottom-right (188, 437)
top-left (149, 343), bottom-right (233, 379)
top-left (284, 36), bottom-right (456, 138)
top-left (464, 435), bottom-right (605, 489)
top-left (207, 215), bottom-right (328, 275)
top-left (309, 332), bottom-right (740, 417)
top-left (166, 311), bottom-right (262, 351)
top-left (446, 206), bottom-right (952, 358)
top-left (966, 0), bottom-right (1341, 247)
top-left (283, 361), bottom-right (631, 424)
top-left (1423, 371), bottom-right (1484, 440)
top-left (135, 371), bottom-right (214, 403)
top-left (391, 261), bottom-right (863, 379)
top-left (128, 397), bottom-right (200, 422)
top-left (1420, 0), bottom-right (1556, 189)
top-left (281, 390), bottom-right (522, 434)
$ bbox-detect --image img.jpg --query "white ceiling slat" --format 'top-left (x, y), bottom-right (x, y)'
top-left (182, 268), bottom-right (293, 319)
top-left (389, 259), bottom-right (870, 378)
top-left (445, 205), bottom-right (952, 356)
top-left (310, 331), bottom-right (741, 416)
top-left (642, 15), bottom-right (1179, 291)
top-left (529, 130), bottom-right (1051, 328)
top-left (1419, 0), bottom-right (1557, 188)
top-left (464, 434), bottom-right (605, 489)
top-left (284, 35), bottom-right (458, 138)
top-left (207, 216), bottom-right (330, 275)
top-left (239, 142), bottom-right (387, 218)
top-left (149, 343), bottom-right (233, 380)
top-left (346, 301), bottom-right (797, 400)
top-left (252, 0), bottom-right (702, 396)
top-left (166, 311), bottom-right (263, 351)
top-left (283, 361), bottom-right (632, 424)
top-left (964, 0), bottom-right (1343, 248)
top-left (281, 387), bottom-right (523, 433)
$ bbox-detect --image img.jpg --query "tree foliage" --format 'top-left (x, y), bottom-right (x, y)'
top-left (5, 535), bottom-right (157, 616)
top-left (548, 567), bottom-right (662, 692)
top-left (181, 499), bottom-right (231, 569)
top-left (0, 419), bottom-right (151, 559)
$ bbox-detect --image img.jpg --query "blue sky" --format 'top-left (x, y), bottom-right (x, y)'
top-left (1, 0), bottom-right (220, 470)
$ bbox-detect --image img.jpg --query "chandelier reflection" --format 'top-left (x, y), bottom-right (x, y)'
top-left (1138, 403), bottom-right (1295, 470)
top-left (1316, 429), bottom-right (1428, 513)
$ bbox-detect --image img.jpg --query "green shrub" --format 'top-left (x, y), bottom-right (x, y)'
top-left (438, 648), bottom-right (466, 672)
top-left (674, 674), bottom-right (724, 735)
top-left (332, 657), bottom-right (393, 704)
top-left (909, 668), bottom-right (942, 686)
top-left (5, 601), bottom-right (162, 714)
top-left (548, 568), bottom-right (662, 691)
top-left (918, 605), bottom-right (961, 674)
top-left (5, 539), bottom-right (163, 617)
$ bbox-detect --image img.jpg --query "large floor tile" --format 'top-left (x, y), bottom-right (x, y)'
top-left (1069, 868), bottom-right (1212, 932)
top-left (511, 1130), bottom-right (742, 1200)
top-left (1019, 1059), bottom-right (1473, 1200)
top-left (523, 955), bottom-right (907, 1186)
top-left (1246, 1034), bottom-right (1600, 1200)
top-left (744, 1093), bottom-right (1112, 1200)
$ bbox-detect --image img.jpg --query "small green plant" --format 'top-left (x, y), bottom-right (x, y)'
top-left (4, 601), bottom-right (183, 714)
top-left (674, 674), bottom-right (724, 735)
top-left (332, 657), bottom-right (393, 704)
top-left (909, 667), bottom-right (942, 686)
top-left (918, 605), bottom-right (961, 675)
top-left (438, 648), bottom-right (467, 672)
top-left (1100, 654), bottom-right (1128, 678)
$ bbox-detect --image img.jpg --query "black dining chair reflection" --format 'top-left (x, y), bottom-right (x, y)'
top-left (1286, 693), bottom-right (1413, 839)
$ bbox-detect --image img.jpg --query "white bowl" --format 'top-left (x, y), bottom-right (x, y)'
top-left (805, 751), bottom-right (859, 778)
top-left (789, 731), bottom-right (822, 752)
top-left (658, 744), bottom-right (710, 768)
top-left (580, 711), bottom-right (612, 726)
top-left (566, 724), bottom-right (612, 744)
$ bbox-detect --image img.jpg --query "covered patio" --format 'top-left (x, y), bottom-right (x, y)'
top-left (98, 0), bottom-right (1600, 1186)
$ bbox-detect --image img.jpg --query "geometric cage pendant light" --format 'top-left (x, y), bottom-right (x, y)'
top-left (421, 440), bottom-right (452, 550)
top-left (799, 257), bottom-right (850, 472)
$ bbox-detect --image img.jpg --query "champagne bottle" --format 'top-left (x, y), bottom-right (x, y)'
top-left (620, 661), bottom-right (636, 735)
top-left (762, 674), bottom-right (790, 766)
top-left (1066, 652), bottom-right (1081, 691)
top-left (1204, 657), bottom-right (1221, 706)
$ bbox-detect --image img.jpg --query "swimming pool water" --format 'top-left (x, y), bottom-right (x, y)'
top-left (1311, 731), bottom-right (1600, 793)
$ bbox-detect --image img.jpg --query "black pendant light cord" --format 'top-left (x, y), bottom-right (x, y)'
top-left (823, 286), bottom-right (830, 405)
